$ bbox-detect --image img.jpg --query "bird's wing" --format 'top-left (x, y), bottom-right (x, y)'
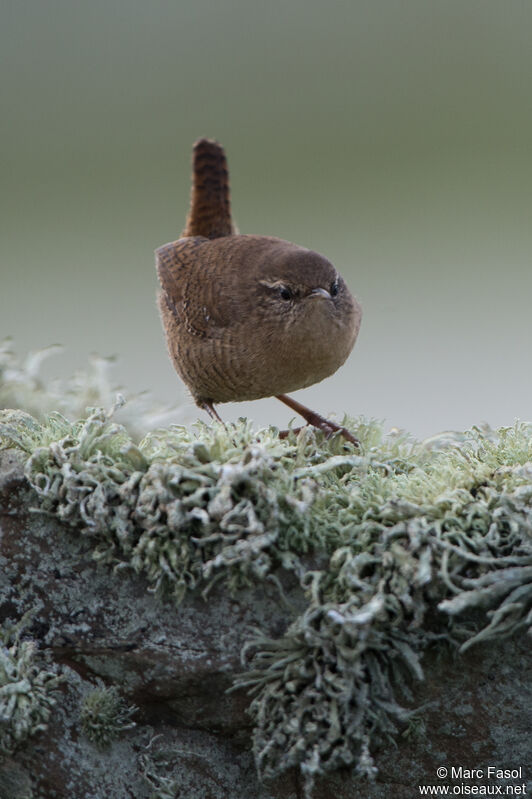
top-left (155, 236), bottom-right (233, 336)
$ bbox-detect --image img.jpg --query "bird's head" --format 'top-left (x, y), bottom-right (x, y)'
top-left (253, 242), bottom-right (361, 341)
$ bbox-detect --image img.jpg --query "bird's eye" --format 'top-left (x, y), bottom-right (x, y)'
top-left (330, 280), bottom-right (339, 297)
top-left (279, 286), bottom-right (293, 301)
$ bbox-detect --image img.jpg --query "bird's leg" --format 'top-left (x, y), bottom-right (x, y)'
top-left (199, 400), bottom-right (224, 424)
top-left (198, 400), bottom-right (242, 447)
top-left (276, 394), bottom-right (359, 446)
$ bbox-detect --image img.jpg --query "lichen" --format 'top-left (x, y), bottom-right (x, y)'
top-left (1, 344), bottom-right (531, 796)
top-left (0, 339), bottom-right (178, 441)
top-left (139, 746), bottom-right (180, 799)
top-left (0, 614), bottom-right (62, 757)
top-left (5, 407), bottom-right (347, 601)
top-left (80, 680), bottom-right (137, 748)
top-left (233, 424), bottom-right (532, 795)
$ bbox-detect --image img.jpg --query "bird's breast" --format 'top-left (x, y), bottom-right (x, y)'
top-left (195, 293), bottom-right (361, 402)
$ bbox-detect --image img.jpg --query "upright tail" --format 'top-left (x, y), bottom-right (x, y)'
top-left (182, 138), bottom-right (234, 239)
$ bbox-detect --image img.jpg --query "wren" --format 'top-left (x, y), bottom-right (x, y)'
top-left (155, 138), bottom-right (362, 443)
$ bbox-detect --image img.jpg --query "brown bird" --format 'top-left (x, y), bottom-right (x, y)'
top-left (155, 138), bottom-right (362, 443)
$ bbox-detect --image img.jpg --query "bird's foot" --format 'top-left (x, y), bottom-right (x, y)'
top-left (276, 394), bottom-right (359, 446)
top-left (199, 397), bottom-right (359, 447)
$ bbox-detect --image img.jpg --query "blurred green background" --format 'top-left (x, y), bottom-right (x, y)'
top-left (2, 0), bottom-right (531, 437)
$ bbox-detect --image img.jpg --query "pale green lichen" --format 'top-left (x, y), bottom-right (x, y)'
top-left (0, 339), bottom-right (179, 441)
top-left (232, 424), bottom-right (532, 795)
top-left (1, 345), bottom-right (531, 796)
top-left (6, 407), bottom-right (353, 601)
top-left (80, 680), bottom-right (137, 748)
top-left (0, 615), bottom-right (62, 757)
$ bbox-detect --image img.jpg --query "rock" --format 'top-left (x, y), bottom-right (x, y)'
top-left (0, 451), bottom-right (301, 798)
top-left (0, 445), bottom-right (530, 799)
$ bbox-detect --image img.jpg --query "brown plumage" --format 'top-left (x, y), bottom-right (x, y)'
top-left (156, 138), bottom-right (362, 443)
top-left (182, 138), bottom-right (234, 239)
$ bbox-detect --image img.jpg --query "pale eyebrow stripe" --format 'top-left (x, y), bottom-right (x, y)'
top-left (259, 279), bottom-right (286, 289)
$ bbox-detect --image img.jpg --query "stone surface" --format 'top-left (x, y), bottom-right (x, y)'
top-left (0, 451), bottom-right (530, 799)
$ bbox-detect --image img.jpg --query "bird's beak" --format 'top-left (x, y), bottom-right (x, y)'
top-left (310, 287), bottom-right (332, 300)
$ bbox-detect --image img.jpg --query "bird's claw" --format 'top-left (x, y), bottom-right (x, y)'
top-left (279, 422), bottom-right (359, 446)
top-left (318, 421), bottom-right (359, 446)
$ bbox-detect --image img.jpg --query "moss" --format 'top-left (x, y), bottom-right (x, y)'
top-left (80, 680), bottom-right (137, 748)
top-left (1, 344), bottom-right (531, 796)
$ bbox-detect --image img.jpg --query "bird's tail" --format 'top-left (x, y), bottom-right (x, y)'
top-left (182, 138), bottom-right (234, 239)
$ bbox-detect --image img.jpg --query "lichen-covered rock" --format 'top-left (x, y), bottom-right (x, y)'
top-left (0, 444), bottom-right (530, 798)
top-left (0, 448), bottom-right (303, 798)
top-left (0, 364), bottom-right (531, 798)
